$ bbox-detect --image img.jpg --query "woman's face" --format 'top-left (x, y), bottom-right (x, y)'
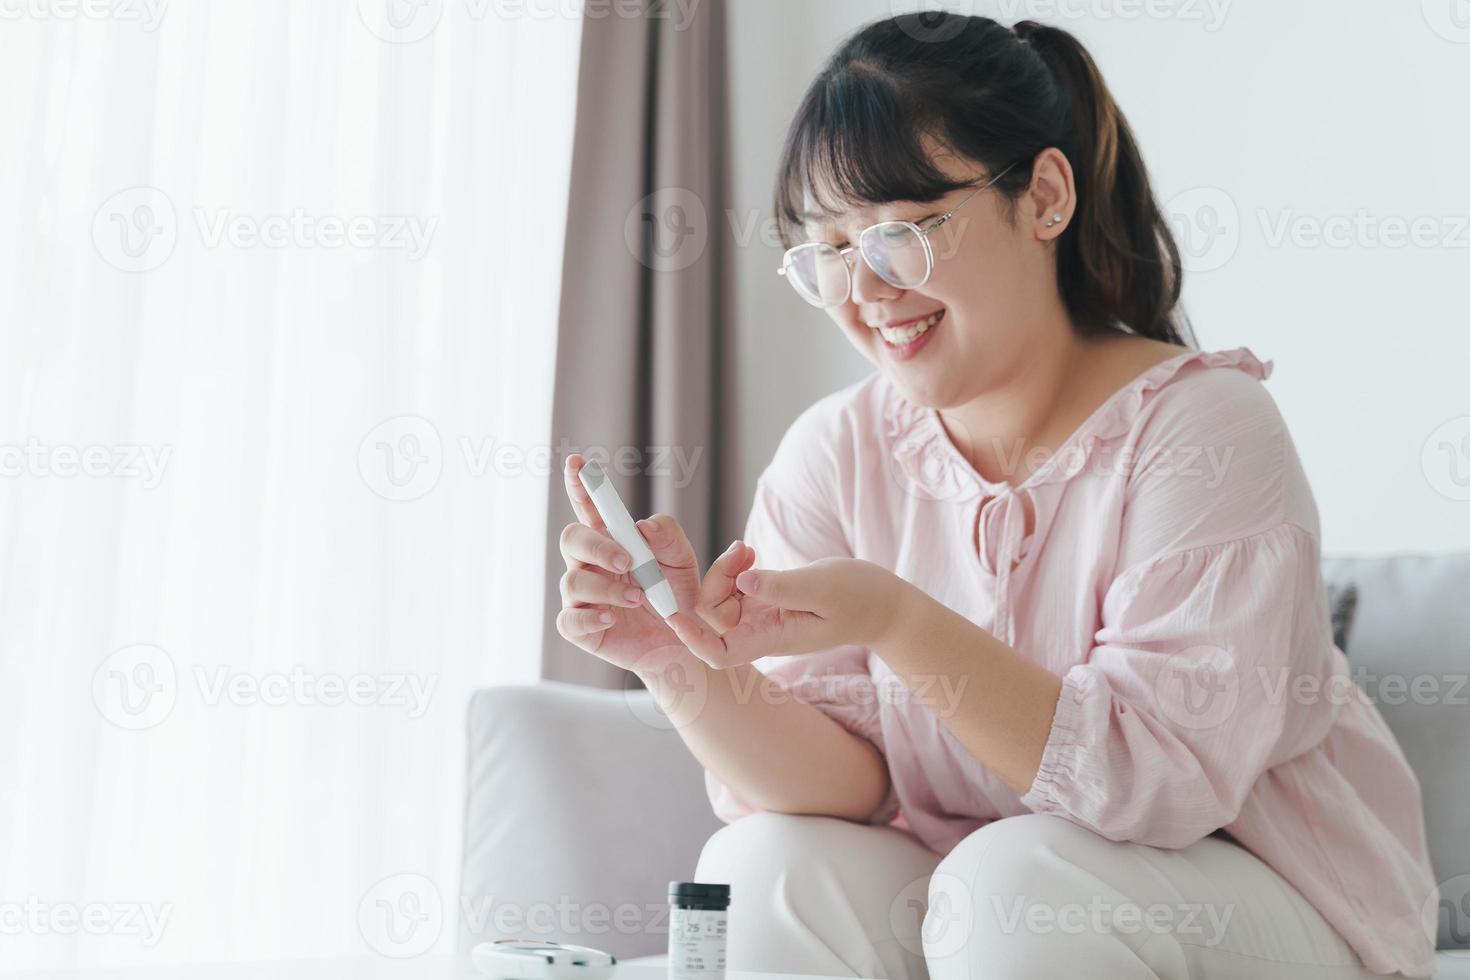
top-left (800, 145), bottom-right (1071, 409)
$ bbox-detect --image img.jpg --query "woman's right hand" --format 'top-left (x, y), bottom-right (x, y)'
top-left (555, 453), bottom-right (753, 677)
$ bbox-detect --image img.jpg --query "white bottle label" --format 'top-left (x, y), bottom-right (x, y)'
top-left (668, 906), bottom-right (728, 979)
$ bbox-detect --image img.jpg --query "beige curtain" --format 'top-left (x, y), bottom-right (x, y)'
top-left (541, 0), bottom-right (731, 689)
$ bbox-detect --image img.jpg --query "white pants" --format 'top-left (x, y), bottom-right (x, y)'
top-left (693, 812), bottom-right (1403, 979)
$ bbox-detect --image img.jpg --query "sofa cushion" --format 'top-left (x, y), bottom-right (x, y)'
top-left (1321, 552), bottom-right (1470, 950)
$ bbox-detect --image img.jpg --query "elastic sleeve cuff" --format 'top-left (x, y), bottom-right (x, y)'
top-left (1020, 664), bottom-right (1098, 816)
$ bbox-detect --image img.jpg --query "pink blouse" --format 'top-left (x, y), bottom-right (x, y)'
top-left (704, 347), bottom-right (1437, 977)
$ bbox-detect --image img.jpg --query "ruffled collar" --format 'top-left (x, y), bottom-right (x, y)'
top-left (881, 346), bottom-right (1273, 503)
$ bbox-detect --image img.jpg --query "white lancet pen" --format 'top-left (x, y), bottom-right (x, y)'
top-left (577, 459), bottom-right (679, 619)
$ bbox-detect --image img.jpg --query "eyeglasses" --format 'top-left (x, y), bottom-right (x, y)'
top-left (776, 161), bottom-right (1018, 309)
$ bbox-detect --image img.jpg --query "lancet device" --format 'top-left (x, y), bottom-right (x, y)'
top-left (577, 459), bottom-right (678, 619)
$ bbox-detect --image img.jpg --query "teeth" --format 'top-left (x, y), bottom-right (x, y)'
top-left (879, 312), bottom-right (941, 345)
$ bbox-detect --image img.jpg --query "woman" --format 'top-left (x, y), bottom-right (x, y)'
top-left (556, 13), bottom-right (1436, 979)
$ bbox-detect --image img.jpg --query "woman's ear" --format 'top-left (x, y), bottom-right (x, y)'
top-left (1026, 147), bottom-right (1076, 241)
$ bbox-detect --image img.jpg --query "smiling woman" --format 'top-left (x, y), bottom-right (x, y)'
top-left (605, 11), bottom-right (1439, 980)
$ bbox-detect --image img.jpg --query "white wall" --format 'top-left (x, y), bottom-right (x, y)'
top-left (723, 0), bottom-right (1470, 556)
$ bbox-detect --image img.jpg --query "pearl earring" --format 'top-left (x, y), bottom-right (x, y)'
top-left (1044, 212), bottom-right (1064, 228)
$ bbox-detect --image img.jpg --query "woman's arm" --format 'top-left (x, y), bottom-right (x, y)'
top-left (636, 649), bottom-right (892, 823)
top-left (878, 587), bottom-right (1063, 796)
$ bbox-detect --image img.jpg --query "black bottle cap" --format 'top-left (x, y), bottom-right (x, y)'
top-left (668, 881), bottom-right (731, 908)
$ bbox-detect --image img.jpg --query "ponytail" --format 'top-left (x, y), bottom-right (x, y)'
top-left (1011, 21), bottom-right (1189, 344)
top-left (773, 12), bottom-right (1194, 346)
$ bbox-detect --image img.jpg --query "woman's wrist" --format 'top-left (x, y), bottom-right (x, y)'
top-left (870, 575), bottom-right (930, 664)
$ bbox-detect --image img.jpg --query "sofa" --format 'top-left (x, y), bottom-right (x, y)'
top-left (459, 552), bottom-right (1470, 976)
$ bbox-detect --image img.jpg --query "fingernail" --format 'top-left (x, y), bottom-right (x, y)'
top-left (612, 554), bottom-right (630, 572)
top-left (736, 571), bottom-right (758, 592)
top-left (625, 587), bottom-right (643, 603)
top-left (598, 611), bottom-right (614, 624)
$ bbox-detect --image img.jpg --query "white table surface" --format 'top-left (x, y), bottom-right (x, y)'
top-left (0, 956), bottom-right (843, 980)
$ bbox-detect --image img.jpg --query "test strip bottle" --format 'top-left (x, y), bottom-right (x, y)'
top-left (668, 881), bottom-right (730, 980)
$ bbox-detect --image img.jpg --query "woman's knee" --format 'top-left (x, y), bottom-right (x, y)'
top-left (694, 811), bottom-right (848, 882)
top-left (923, 814), bottom-right (1121, 976)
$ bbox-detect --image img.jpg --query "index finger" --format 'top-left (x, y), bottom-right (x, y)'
top-left (563, 454), bottom-right (606, 532)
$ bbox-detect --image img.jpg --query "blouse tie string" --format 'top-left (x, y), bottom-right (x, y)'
top-left (975, 487), bottom-right (1031, 648)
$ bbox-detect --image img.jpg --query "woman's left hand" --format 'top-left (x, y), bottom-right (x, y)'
top-left (668, 549), bottom-right (918, 669)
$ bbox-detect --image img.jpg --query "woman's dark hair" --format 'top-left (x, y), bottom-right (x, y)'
top-left (774, 12), bottom-right (1194, 346)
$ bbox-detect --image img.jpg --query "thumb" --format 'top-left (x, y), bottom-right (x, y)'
top-left (735, 563), bottom-right (832, 613)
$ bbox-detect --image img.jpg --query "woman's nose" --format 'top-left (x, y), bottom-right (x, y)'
top-left (850, 251), bottom-right (902, 306)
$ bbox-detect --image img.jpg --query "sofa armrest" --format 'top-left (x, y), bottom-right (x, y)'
top-left (458, 681), bottom-right (723, 959)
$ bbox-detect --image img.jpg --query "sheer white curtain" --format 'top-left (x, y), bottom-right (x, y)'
top-left (0, 0), bottom-right (581, 969)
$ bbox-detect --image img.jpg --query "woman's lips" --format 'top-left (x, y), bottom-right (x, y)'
top-left (879, 308), bottom-right (944, 361)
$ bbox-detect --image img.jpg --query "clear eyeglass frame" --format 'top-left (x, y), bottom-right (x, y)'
top-left (776, 159), bottom-right (1019, 309)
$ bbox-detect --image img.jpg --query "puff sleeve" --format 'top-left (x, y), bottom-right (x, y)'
top-left (1019, 367), bottom-right (1342, 848)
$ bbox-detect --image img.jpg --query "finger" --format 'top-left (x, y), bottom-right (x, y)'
top-left (563, 454), bottom-right (607, 532)
top-left (561, 567), bottom-right (646, 609)
top-left (697, 541), bottom-right (755, 632)
top-left (560, 521), bottom-right (633, 574)
top-left (633, 513), bottom-right (698, 575)
top-left (666, 611), bottom-right (727, 666)
top-left (713, 608), bottom-right (831, 665)
top-left (557, 605), bottom-right (617, 644)
top-left (734, 563), bottom-right (832, 615)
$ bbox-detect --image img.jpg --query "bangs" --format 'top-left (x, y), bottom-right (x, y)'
top-left (773, 63), bottom-right (975, 247)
